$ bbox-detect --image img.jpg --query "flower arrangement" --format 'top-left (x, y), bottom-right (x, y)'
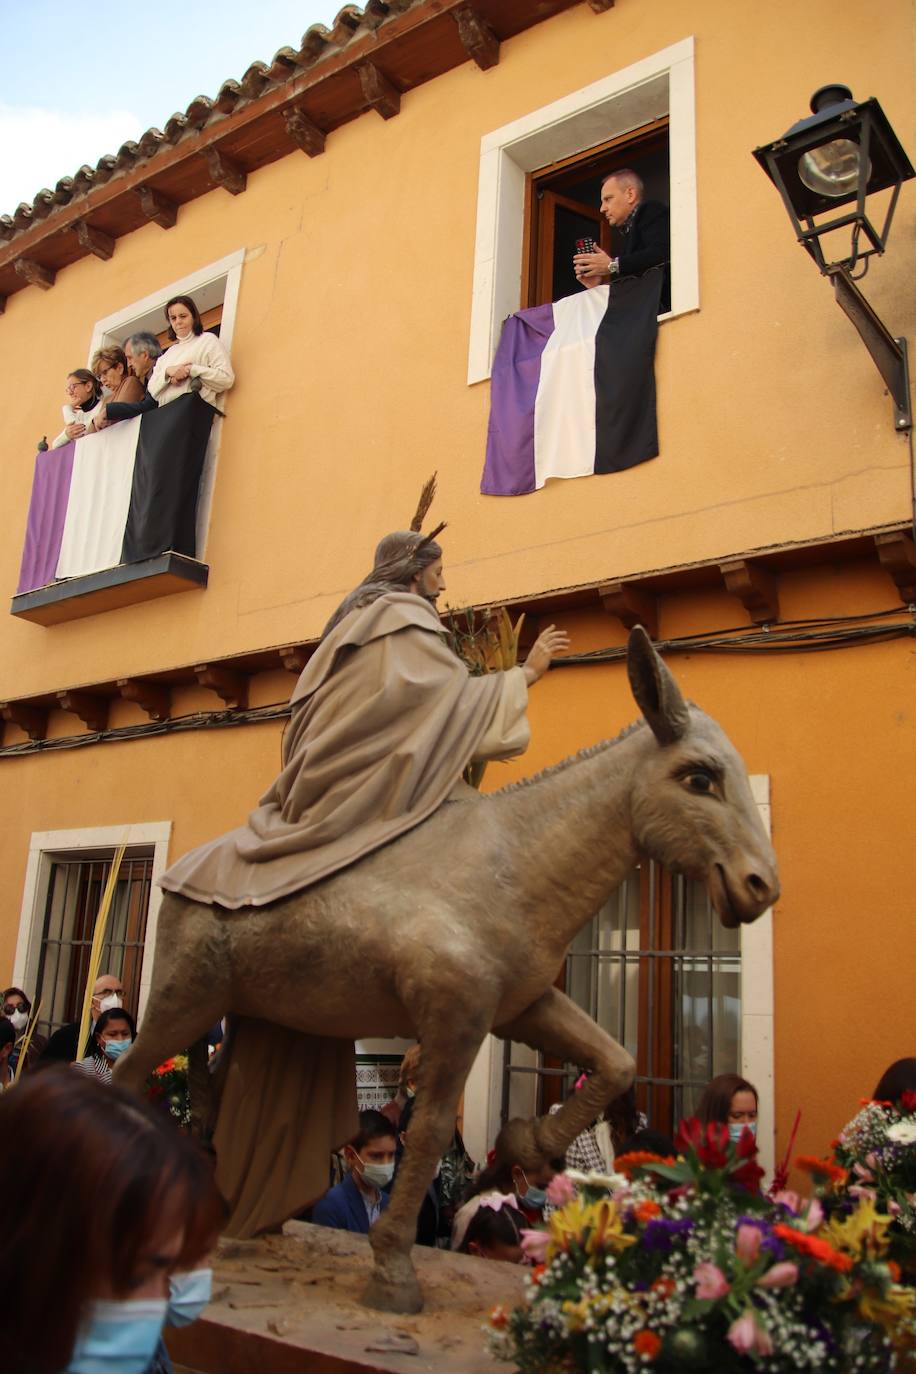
top-left (488, 1118), bottom-right (915, 1373)
top-left (147, 1054), bottom-right (191, 1129)
top-left (830, 1091), bottom-right (916, 1272)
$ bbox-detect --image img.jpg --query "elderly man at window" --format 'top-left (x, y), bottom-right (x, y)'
top-left (95, 332), bottom-right (162, 427)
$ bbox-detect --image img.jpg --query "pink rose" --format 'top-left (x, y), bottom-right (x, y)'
top-left (800, 1198), bottom-right (823, 1231)
top-left (728, 1311), bottom-right (773, 1356)
top-left (772, 1189), bottom-right (800, 1214)
top-left (849, 1185), bottom-right (877, 1203)
top-left (694, 1262), bottom-right (730, 1299)
top-left (546, 1173), bottom-right (577, 1207)
top-left (520, 1228), bottom-right (549, 1263)
top-left (735, 1224), bottom-right (762, 1264)
top-left (757, 1262), bottom-right (799, 1289)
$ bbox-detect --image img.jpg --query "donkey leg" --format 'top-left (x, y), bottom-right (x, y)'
top-left (364, 1012), bottom-right (491, 1314)
top-left (494, 986), bottom-right (635, 1169)
top-left (113, 898), bottom-right (230, 1094)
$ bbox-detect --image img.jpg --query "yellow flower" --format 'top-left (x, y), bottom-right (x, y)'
top-left (546, 1197), bottom-right (636, 1262)
top-left (857, 1282), bottom-right (916, 1335)
top-left (821, 1198), bottom-right (892, 1260)
top-left (172, 1054), bottom-right (189, 1071)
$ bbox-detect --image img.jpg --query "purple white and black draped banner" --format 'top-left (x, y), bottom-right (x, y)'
top-left (480, 269), bottom-right (664, 496)
top-left (17, 393), bottom-right (214, 594)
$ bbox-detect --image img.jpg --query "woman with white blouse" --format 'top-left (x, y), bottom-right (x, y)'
top-left (148, 295), bottom-right (235, 409)
top-left (50, 369), bottom-right (105, 448)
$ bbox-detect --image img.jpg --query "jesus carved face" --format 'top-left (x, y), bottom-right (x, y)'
top-left (412, 558), bottom-right (446, 604)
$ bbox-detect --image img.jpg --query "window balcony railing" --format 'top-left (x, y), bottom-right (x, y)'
top-left (12, 392), bottom-right (214, 625)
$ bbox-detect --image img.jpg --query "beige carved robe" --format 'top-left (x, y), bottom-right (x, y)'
top-left (158, 592), bottom-right (530, 1236)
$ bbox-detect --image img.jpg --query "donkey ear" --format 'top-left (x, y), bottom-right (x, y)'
top-left (626, 626), bottom-right (689, 745)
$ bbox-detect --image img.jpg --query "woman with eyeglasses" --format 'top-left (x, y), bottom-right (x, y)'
top-left (2, 985), bottom-right (46, 1076)
top-left (1, 1069), bottom-right (224, 1374)
top-left (50, 368), bottom-right (104, 448)
top-left (74, 1006), bottom-right (138, 1084)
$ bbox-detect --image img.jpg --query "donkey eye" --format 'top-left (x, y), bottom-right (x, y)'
top-left (685, 770), bottom-right (714, 793)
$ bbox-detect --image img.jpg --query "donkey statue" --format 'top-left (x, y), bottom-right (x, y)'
top-left (114, 628), bottom-right (778, 1313)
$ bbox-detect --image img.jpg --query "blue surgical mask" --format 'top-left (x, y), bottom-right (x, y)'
top-left (102, 1037), bottom-right (132, 1061)
top-left (66, 1298), bottom-right (168, 1374)
top-left (516, 1171), bottom-right (548, 1211)
top-left (167, 1268), bottom-right (213, 1328)
top-left (729, 1121), bottom-right (757, 1143)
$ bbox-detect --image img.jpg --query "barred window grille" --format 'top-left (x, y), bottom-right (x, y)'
top-left (33, 851), bottom-right (154, 1039)
top-left (501, 861), bottom-right (741, 1137)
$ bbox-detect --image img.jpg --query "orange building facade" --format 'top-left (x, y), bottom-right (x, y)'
top-left (1, 0), bottom-right (913, 1175)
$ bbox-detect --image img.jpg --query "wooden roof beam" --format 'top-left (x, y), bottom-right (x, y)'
top-left (0, 701), bottom-right (48, 741)
top-left (14, 259), bottom-right (55, 290)
top-left (586, 0), bottom-right (614, 10)
top-left (73, 221), bottom-right (115, 261)
top-left (874, 531), bottom-right (916, 604)
top-left (278, 645), bottom-right (310, 673)
top-left (453, 6), bottom-right (500, 70)
top-left (719, 559), bottom-right (780, 624)
top-left (599, 580), bottom-right (658, 638)
top-left (135, 186), bottom-right (178, 229)
top-left (117, 678), bottom-right (171, 721)
top-left (204, 147), bottom-right (248, 196)
top-left (283, 107), bottom-right (327, 157)
top-left (358, 62), bottom-right (401, 120)
top-left (56, 690), bottom-right (109, 732)
top-left (194, 664), bottom-right (249, 708)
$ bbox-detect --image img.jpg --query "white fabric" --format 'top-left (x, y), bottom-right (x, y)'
top-left (51, 397), bottom-right (105, 449)
top-left (533, 286), bottom-right (608, 491)
top-left (56, 419), bottom-right (140, 579)
top-left (148, 331), bottom-right (234, 409)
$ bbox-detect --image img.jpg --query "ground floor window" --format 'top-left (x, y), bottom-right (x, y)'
top-left (32, 850), bottom-right (154, 1039)
top-left (501, 861), bottom-right (741, 1138)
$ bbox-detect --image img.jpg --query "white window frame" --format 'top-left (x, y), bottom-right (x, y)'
top-left (467, 36), bottom-right (698, 385)
top-left (87, 248), bottom-right (245, 562)
top-left (462, 773), bottom-right (775, 1180)
top-left (11, 822), bottom-right (172, 1025)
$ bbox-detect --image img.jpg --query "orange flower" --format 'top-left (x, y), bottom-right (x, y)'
top-left (772, 1225), bottom-right (854, 1273)
top-left (530, 1265), bottom-right (546, 1286)
top-left (489, 1305), bottom-right (508, 1329)
top-left (614, 1151), bottom-right (675, 1178)
top-left (651, 1277), bottom-right (676, 1297)
top-left (633, 1330), bottom-right (662, 1359)
top-left (888, 1261), bottom-right (901, 1282)
top-left (795, 1155), bottom-right (847, 1187)
top-left (634, 1200), bottom-right (663, 1223)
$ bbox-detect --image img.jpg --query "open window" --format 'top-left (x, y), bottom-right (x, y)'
top-left (525, 118), bottom-right (669, 307)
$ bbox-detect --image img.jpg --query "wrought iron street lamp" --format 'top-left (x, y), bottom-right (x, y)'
top-left (753, 86), bottom-right (914, 431)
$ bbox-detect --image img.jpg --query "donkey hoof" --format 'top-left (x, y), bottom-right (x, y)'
top-left (362, 1266), bottom-right (424, 1315)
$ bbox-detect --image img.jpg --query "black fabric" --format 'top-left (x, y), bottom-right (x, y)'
top-left (105, 391), bottom-right (158, 423)
top-left (615, 199), bottom-right (670, 312)
top-left (120, 392), bottom-right (214, 564)
top-left (38, 1021), bottom-right (91, 1066)
top-left (594, 268), bottom-right (664, 475)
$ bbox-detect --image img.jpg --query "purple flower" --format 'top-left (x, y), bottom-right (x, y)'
top-left (642, 1218), bottom-right (694, 1252)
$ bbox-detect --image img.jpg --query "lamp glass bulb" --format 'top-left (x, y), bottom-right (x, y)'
top-left (798, 138), bottom-right (870, 197)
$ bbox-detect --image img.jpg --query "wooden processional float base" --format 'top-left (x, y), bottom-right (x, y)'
top-left (167, 1221), bottom-right (525, 1374)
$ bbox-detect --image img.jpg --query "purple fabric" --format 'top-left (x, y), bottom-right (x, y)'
top-left (17, 445), bottom-right (75, 593)
top-left (480, 302), bottom-right (555, 496)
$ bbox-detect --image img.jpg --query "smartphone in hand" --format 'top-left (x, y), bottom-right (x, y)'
top-left (575, 237), bottom-right (598, 255)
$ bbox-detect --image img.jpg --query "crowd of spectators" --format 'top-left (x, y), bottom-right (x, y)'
top-left (48, 294), bottom-right (235, 450)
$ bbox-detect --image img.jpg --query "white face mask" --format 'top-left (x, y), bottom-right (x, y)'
top-left (98, 994), bottom-right (122, 1014)
top-left (8, 1009), bottom-right (28, 1031)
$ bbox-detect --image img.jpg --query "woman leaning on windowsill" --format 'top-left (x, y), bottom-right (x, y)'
top-left (50, 368), bottom-right (104, 448)
top-left (148, 293), bottom-right (235, 410)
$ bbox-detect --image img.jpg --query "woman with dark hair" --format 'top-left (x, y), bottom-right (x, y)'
top-left (74, 1006), bottom-right (138, 1084)
top-left (872, 1057), bottom-right (916, 1104)
top-left (455, 1195), bottom-right (524, 1261)
top-left (0, 1069), bottom-right (223, 1374)
top-left (51, 368), bottom-right (104, 447)
top-left (89, 344), bottom-right (145, 429)
top-left (2, 984), bottom-right (46, 1074)
top-left (148, 294), bottom-right (234, 410)
top-left (697, 1073), bottom-right (758, 1142)
top-left (455, 1148), bottom-right (563, 1236)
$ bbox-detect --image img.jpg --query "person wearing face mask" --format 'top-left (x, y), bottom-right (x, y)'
top-left (697, 1072), bottom-right (759, 1146)
top-left (2, 985), bottom-right (46, 1075)
top-left (40, 972), bottom-right (126, 1066)
top-left (1, 1069), bottom-right (223, 1374)
top-left (75, 1007), bottom-right (138, 1084)
top-left (147, 295), bottom-right (235, 411)
top-left (311, 1110), bottom-right (396, 1235)
top-left (457, 1149), bottom-right (563, 1230)
top-left (0, 1019), bottom-right (15, 1089)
